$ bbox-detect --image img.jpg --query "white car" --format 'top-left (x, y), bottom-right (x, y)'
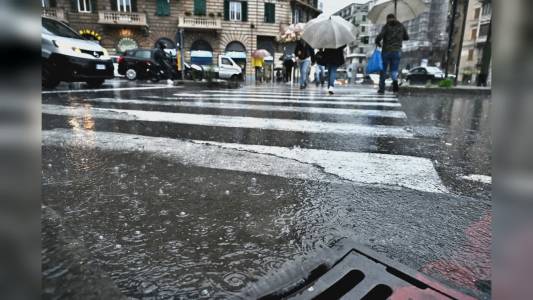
top-left (42, 17), bottom-right (113, 89)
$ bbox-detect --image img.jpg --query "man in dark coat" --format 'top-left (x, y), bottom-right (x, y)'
top-left (322, 45), bottom-right (346, 95)
top-left (375, 14), bottom-right (409, 94)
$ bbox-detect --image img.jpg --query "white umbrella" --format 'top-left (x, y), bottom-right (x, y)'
top-left (302, 16), bottom-right (357, 49)
top-left (368, 0), bottom-right (427, 24)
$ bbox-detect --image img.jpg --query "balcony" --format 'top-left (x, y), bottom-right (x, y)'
top-left (42, 7), bottom-right (66, 22)
top-left (97, 11), bottom-right (147, 26)
top-left (178, 16), bottom-right (222, 30)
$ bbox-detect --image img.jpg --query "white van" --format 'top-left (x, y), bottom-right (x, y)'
top-left (42, 17), bottom-right (114, 89)
top-left (203, 55), bottom-right (243, 81)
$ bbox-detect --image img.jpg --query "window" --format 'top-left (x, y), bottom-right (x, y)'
top-left (362, 15), bottom-right (366, 22)
top-left (479, 23), bottom-right (490, 37)
top-left (264, 3), bottom-right (275, 23)
top-left (42, 0), bottom-right (56, 8)
top-left (77, 0), bottom-right (92, 12)
top-left (230, 1), bottom-right (242, 21)
top-left (293, 8), bottom-right (301, 23)
top-left (135, 50), bottom-right (152, 59)
top-left (194, 0), bottom-right (206, 16)
top-left (467, 49), bottom-right (474, 61)
top-left (473, 8), bottom-right (480, 20)
top-left (156, 0), bottom-right (170, 16)
top-left (222, 58), bottom-right (233, 66)
top-left (361, 26), bottom-right (366, 32)
top-left (471, 28), bottom-right (477, 40)
top-left (114, 0), bottom-right (132, 12)
top-left (482, 3), bottom-right (491, 16)
top-left (42, 18), bottom-right (81, 39)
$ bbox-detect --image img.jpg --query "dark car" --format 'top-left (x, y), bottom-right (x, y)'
top-left (405, 66), bottom-right (446, 85)
top-left (117, 48), bottom-right (170, 81)
top-left (118, 49), bottom-right (202, 81)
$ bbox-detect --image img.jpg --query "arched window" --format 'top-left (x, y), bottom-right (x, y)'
top-left (191, 40), bottom-right (213, 65)
top-left (191, 40), bottom-right (213, 52)
top-left (225, 41), bottom-right (246, 53)
top-left (154, 37), bottom-right (175, 49)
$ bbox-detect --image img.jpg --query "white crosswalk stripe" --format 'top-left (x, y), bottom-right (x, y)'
top-left (42, 85), bottom-right (447, 194)
top-left (146, 95), bottom-right (402, 108)
top-left (85, 97), bottom-right (408, 119)
top-left (42, 104), bottom-right (414, 137)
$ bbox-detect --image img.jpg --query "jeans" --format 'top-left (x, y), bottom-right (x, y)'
top-left (379, 51), bottom-right (401, 91)
top-left (327, 64), bottom-right (338, 88)
top-left (299, 58), bottom-right (311, 87)
top-left (315, 64), bottom-right (325, 85)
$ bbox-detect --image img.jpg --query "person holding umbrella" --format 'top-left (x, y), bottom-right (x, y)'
top-left (301, 15), bottom-right (358, 93)
top-left (294, 38), bottom-right (314, 89)
top-left (322, 46), bottom-right (346, 95)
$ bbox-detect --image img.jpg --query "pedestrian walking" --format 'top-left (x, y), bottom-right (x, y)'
top-left (375, 14), bottom-right (409, 94)
top-left (252, 56), bottom-right (265, 83)
top-left (322, 45), bottom-right (346, 95)
top-left (294, 38), bottom-right (315, 89)
top-left (314, 49), bottom-right (326, 87)
top-left (347, 64), bottom-right (354, 85)
top-left (282, 54), bottom-right (295, 83)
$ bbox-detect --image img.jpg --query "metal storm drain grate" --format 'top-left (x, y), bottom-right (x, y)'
top-left (248, 242), bottom-right (476, 300)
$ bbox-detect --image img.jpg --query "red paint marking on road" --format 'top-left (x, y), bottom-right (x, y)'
top-left (421, 213), bottom-right (491, 293)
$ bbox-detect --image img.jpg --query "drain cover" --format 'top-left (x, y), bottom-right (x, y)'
top-left (250, 242), bottom-right (476, 300)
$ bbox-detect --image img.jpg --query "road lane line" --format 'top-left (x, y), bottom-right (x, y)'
top-left (42, 129), bottom-right (447, 194)
top-left (42, 85), bottom-right (183, 94)
top-left (87, 98), bottom-right (408, 119)
top-left (42, 104), bottom-right (414, 138)
top-left (155, 96), bottom-right (402, 108)
top-left (189, 92), bottom-right (398, 101)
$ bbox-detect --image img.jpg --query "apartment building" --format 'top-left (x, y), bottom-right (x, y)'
top-left (333, 1), bottom-right (372, 72)
top-left (41, 0), bottom-right (321, 78)
top-left (457, 0), bottom-right (491, 84)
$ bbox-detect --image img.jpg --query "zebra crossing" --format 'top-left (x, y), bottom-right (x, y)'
top-left (42, 85), bottom-right (448, 194)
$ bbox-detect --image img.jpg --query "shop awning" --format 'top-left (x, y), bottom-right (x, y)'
top-left (225, 51), bottom-right (247, 59)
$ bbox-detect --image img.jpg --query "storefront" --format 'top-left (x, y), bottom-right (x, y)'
top-left (190, 40), bottom-right (213, 66)
top-left (79, 29), bottom-right (102, 43)
top-left (225, 41), bottom-right (247, 73)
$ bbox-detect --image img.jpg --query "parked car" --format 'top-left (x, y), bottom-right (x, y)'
top-left (118, 49), bottom-right (202, 81)
top-left (405, 66), bottom-right (446, 85)
top-left (42, 17), bottom-right (114, 89)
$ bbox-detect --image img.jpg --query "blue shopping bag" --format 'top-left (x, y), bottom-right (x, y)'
top-left (366, 48), bottom-right (383, 74)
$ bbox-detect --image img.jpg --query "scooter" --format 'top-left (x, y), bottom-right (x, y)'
top-left (146, 61), bottom-right (178, 83)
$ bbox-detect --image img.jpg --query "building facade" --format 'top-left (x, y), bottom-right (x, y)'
top-left (333, 2), bottom-right (372, 72)
top-left (41, 0), bottom-right (321, 79)
top-left (457, 0), bottom-right (491, 84)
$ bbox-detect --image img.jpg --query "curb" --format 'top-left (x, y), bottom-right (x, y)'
top-left (399, 86), bottom-right (491, 96)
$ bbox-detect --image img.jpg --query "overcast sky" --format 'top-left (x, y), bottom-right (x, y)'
top-left (322, 0), bottom-right (369, 16)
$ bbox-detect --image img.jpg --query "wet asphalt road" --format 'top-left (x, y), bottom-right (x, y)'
top-left (42, 80), bottom-right (492, 299)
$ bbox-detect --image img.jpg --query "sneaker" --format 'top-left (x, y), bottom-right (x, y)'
top-left (392, 81), bottom-right (399, 93)
top-left (300, 85), bottom-right (305, 89)
top-left (377, 90), bottom-right (385, 95)
top-left (328, 87), bottom-right (334, 95)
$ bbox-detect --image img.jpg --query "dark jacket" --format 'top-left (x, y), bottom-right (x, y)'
top-left (294, 40), bottom-right (314, 60)
top-left (322, 45), bottom-right (346, 66)
top-left (375, 20), bottom-right (409, 52)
